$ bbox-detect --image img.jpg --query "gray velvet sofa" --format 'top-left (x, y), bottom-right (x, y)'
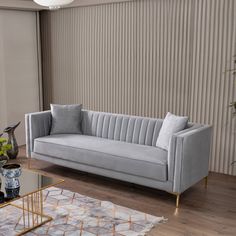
top-left (25, 110), bottom-right (212, 207)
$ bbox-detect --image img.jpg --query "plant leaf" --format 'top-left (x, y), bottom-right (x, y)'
top-left (0, 138), bottom-right (7, 144)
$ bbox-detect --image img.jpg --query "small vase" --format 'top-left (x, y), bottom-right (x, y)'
top-left (4, 122), bottom-right (20, 159)
top-left (2, 164), bottom-right (21, 188)
top-left (2, 164), bottom-right (21, 199)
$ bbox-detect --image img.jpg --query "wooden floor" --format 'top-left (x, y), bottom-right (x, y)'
top-left (13, 147), bottom-right (236, 236)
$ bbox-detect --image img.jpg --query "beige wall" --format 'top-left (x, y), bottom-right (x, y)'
top-left (40, 0), bottom-right (236, 175)
top-left (0, 10), bottom-right (41, 145)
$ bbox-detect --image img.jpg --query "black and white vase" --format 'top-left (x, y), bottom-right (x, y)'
top-left (2, 164), bottom-right (21, 199)
top-left (4, 122), bottom-right (20, 159)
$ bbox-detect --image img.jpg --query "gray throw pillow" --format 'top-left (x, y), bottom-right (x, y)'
top-left (156, 112), bottom-right (188, 150)
top-left (50, 104), bottom-right (82, 135)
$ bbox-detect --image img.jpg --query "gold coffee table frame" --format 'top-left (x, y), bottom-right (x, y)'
top-left (0, 169), bottom-right (64, 235)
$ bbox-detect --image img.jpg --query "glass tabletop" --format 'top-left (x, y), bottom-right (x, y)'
top-left (0, 168), bottom-right (64, 206)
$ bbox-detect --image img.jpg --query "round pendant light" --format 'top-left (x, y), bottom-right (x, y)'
top-left (33, 0), bottom-right (74, 10)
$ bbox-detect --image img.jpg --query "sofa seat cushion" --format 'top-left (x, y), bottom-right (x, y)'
top-left (34, 134), bottom-right (168, 181)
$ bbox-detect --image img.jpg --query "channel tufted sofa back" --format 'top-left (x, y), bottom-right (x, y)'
top-left (81, 110), bottom-right (165, 147)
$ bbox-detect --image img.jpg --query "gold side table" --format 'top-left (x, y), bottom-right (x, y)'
top-left (0, 168), bottom-right (64, 235)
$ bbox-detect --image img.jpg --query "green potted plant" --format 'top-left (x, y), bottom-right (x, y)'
top-left (229, 101), bottom-right (236, 115)
top-left (228, 54), bottom-right (236, 167)
top-left (0, 134), bottom-right (12, 167)
top-left (229, 55), bottom-right (236, 114)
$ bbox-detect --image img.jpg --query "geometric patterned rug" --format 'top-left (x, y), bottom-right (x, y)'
top-left (0, 187), bottom-right (166, 236)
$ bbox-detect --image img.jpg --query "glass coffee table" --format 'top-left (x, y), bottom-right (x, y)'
top-left (0, 168), bottom-right (64, 235)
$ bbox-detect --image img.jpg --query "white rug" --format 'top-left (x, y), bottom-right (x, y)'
top-left (0, 187), bottom-right (166, 236)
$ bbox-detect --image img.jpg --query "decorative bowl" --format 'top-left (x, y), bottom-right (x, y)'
top-left (1, 164), bottom-right (22, 179)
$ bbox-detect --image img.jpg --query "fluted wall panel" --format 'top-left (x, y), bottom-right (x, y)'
top-left (40, 0), bottom-right (236, 175)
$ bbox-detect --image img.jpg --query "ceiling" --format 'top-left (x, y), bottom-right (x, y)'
top-left (0, 0), bottom-right (46, 10)
top-left (0, 0), bottom-right (133, 11)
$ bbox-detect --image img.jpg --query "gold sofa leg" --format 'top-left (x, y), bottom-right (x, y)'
top-left (176, 194), bottom-right (180, 208)
top-left (204, 176), bottom-right (208, 189)
top-left (171, 192), bottom-right (181, 208)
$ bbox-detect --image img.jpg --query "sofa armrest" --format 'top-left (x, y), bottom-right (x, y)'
top-left (170, 125), bottom-right (212, 193)
top-left (25, 111), bottom-right (51, 157)
top-left (168, 124), bottom-right (202, 181)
